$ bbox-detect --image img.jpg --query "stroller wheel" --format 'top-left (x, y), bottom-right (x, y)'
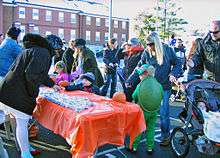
top-left (171, 127), bottom-right (190, 158)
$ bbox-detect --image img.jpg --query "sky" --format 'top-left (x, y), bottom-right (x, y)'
top-left (103, 0), bottom-right (220, 38)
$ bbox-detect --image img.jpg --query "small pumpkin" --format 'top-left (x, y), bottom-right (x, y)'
top-left (58, 80), bottom-right (70, 87)
top-left (112, 92), bottom-right (126, 103)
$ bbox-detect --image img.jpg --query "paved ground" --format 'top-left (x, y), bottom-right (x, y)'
top-left (2, 102), bottom-right (220, 158)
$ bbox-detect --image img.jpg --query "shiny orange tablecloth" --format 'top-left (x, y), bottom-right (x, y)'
top-left (33, 90), bottom-right (146, 158)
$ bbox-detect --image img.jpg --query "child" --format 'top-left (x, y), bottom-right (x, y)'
top-left (65, 72), bottom-right (100, 95)
top-left (131, 64), bottom-right (164, 154)
top-left (54, 61), bottom-right (71, 85)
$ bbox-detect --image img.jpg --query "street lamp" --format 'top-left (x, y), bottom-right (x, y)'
top-left (108, 0), bottom-right (112, 40)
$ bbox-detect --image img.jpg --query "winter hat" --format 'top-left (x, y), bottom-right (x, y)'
top-left (46, 34), bottom-right (63, 50)
top-left (136, 64), bottom-right (155, 76)
top-left (80, 72), bottom-right (95, 83)
top-left (72, 38), bottom-right (86, 48)
top-left (128, 37), bottom-right (139, 46)
top-left (6, 26), bottom-right (21, 40)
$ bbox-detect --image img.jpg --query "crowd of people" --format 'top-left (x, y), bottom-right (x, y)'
top-left (0, 19), bottom-right (219, 157)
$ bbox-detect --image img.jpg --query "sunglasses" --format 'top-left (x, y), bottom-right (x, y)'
top-left (209, 30), bottom-right (220, 34)
top-left (146, 43), bottom-right (154, 46)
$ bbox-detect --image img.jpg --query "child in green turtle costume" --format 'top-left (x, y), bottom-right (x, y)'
top-left (132, 64), bottom-right (164, 154)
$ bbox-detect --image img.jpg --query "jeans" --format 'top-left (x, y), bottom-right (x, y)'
top-left (117, 68), bottom-right (127, 93)
top-left (160, 90), bottom-right (171, 139)
top-left (100, 72), bottom-right (117, 98)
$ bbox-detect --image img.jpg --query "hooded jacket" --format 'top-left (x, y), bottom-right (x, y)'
top-left (0, 34), bottom-right (55, 115)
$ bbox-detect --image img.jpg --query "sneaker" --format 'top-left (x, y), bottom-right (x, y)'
top-left (147, 149), bottom-right (154, 155)
top-left (126, 146), bottom-right (137, 153)
top-left (159, 138), bottom-right (170, 146)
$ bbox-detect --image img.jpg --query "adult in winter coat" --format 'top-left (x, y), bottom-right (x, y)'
top-left (0, 33), bottom-right (60, 158)
top-left (174, 38), bottom-right (186, 76)
top-left (116, 38), bottom-right (144, 101)
top-left (100, 38), bottom-right (119, 98)
top-left (71, 38), bottom-right (104, 87)
top-left (0, 26), bottom-right (22, 78)
top-left (188, 20), bottom-right (220, 83)
top-left (127, 32), bottom-right (181, 146)
top-left (62, 40), bottom-right (75, 74)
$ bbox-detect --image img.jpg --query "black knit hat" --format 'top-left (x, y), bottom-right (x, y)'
top-left (6, 26), bottom-right (21, 40)
top-left (72, 38), bottom-right (86, 47)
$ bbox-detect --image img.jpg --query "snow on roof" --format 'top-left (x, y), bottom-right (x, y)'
top-left (3, 0), bottom-right (129, 21)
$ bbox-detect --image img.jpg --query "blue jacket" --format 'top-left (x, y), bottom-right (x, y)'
top-left (127, 44), bottom-right (181, 90)
top-left (0, 37), bottom-right (22, 76)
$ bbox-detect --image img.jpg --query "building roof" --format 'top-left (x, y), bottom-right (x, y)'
top-left (3, 0), bottom-right (129, 21)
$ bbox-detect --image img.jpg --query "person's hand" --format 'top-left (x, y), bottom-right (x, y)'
top-left (53, 85), bottom-right (62, 92)
top-left (169, 75), bottom-right (177, 83)
top-left (114, 63), bottom-right (118, 67)
top-left (125, 82), bottom-right (132, 88)
top-left (109, 63), bottom-right (114, 67)
top-left (187, 59), bottom-right (194, 68)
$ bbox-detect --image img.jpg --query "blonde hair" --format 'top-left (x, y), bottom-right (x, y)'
top-left (55, 61), bottom-right (67, 73)
top-left (146, 32), bottom-right (164, 65)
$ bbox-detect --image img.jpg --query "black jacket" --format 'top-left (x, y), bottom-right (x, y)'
top-left (103, 47), bottom-right (119, 74)
top-left (116, 46), bottom-right (144, 79)
top-left (62, 47), bottom-right (75, 74)
top-left (0, 34), bottom-right (55, 115)
top-left (192, 34), bottom-right (220, 82)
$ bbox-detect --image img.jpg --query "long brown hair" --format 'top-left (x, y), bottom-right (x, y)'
top-left (187, 38), bottom-right (202, 60)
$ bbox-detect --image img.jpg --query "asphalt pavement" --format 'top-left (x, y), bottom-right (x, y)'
top-left (2, 102), bottom-right (220, 158)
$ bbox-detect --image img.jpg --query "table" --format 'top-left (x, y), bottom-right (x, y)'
top-left (33, 90), bottom-right (146, 158)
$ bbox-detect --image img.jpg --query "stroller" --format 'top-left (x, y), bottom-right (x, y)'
top-left (170, 79), bottom-right (220, 158)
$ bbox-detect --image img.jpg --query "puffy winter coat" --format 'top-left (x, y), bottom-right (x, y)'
top-left (0, 34), bottom-right (55, 115)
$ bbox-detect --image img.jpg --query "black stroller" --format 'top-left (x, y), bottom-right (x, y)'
top-left (170, 79), bottom-right (220, 158)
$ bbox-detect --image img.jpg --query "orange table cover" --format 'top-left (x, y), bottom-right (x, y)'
top-left (33, 90), bottom-right (146, 158)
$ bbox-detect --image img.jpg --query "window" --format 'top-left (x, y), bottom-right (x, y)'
top-left (95, 32), bottom-right (100, 42)
top-left (33, 26), bottom-right (39, 34)
top-left (105, 19), bottom-right (109, 27)
top-left (86, 31), bottom-right (91, 41)
top-left (19, 7), bottom-right (25, 19)
top-left (122, 21), bottom-right (126, 29)
top-left (71, 14), bottom-right (76, 24)
top-left (96, 18), bottom-right (101, 26)
top-left (58, 28), bottom-right (64, 39)
top-left (104, 33), bottom-right (109, 41)
top-left (86, 16), bottom-right (91, 25)
top-left (59, 12), bottom-right (64, 23)
top-left (114, 20), bottom-right (118, 28)
top-left (19, 25), bottom-right (25, 41)
top-left (122, 34), bottom-right (126, 42)
top-left (46, 10), bottom-right (52, 21)
top-left (70, 30), bottom-right (76, 40)
top-left (113, 33), bottom-right (117, 39)
top-left (45, 31), bottom-right (52, 36)
top-left (32, 9), bottom-right (39, 20)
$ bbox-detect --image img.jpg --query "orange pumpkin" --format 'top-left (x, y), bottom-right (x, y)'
top-left (112, 92), bottom-right (126, 103)
top-left (58, 80), bottom-right (70, 87)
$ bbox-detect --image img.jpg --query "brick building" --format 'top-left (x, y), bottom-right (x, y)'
top-left (0, 0), bottom-right (129, 46)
